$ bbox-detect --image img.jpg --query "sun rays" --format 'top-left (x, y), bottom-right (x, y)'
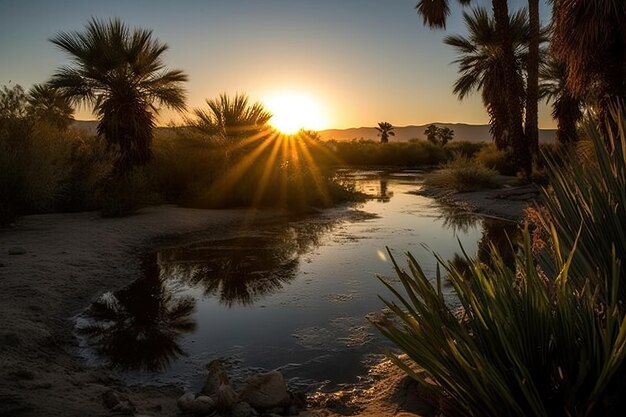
top-left (205, 128), bottom-right (343, 211)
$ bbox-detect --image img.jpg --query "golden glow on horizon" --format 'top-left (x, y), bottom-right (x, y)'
top-left (264, 92), bottom-right (328, 134)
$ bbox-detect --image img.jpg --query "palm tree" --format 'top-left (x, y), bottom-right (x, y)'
top-left (539, 57), bottom-right (581, 145)
top-left (551, 0), bottom-right (626, 126)
top-left (415, 0), bottom-right (472, 29)
top-left (439, 126), bottom-right (455, 146)
top-left (425, 124), bottom-right (441, 145)
top-left (27, 83), bottom-right (73, 130)
top-left (49, 18), bottom-right (187, 169)
top-left (376, 122), bottom-right (395, 143)
top-left (189, 93), bottom-right (272, 147)
top-left (416, 0), bottom-right (532, 177)
top-left (444, 7), bottom-right (529, 150)
top-left (525, 0), bottom-right (540, 156)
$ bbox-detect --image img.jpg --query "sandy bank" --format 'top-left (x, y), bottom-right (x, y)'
top-left (0, 205), bottom-right (428, 417)
top-left (417, 181), bottom-right (542, 221)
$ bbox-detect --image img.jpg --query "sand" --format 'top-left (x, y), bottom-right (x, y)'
top-left (0, 205), bottom-right (432, 417)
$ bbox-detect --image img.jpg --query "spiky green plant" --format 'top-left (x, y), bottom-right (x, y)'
top-left (539, 103), bottom-right (626, 300)
top-left (373, 103), bottom-right (626, 416)
top-left (372, 231), bottom-right (626, 417)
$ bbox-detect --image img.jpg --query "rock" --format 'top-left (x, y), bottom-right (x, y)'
top-left (231, 401), bottom-right (258, 417)
top-left (215, 384), bottom-right (238, 411)
top-left (8, 247), bottom-right (26, 255)
top-left (203, 359), bottom-right (230, 395)
top-left (177, 392), bottom-right (216, 415)
top-left (240, 371), bottom-right (290, 410)
top-left (102, 390), bottom-right (135, 415)
top-left (177, 392), bottom-right (196, 411)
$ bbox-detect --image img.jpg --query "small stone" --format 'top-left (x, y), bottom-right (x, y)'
top-left (240, 371), bottom-right (290, 410)
top-left (177, 392), bottom-right (196, 412)
top-left (102, 390), bottom-right (135, 415)
top-left (231, 401), bottom-right (258, 417)
top-left (8, 247), bottom-right (26, 255)
top-left (178, 392), bottom-right (216, 415)
top-left (202, 359), bottom-right (230, 396)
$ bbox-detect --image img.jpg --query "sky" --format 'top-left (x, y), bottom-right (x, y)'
top-left (0, 0), bottom-right (554, 129)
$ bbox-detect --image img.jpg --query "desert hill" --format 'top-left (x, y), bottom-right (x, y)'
top-left (319, 123), bottom-right (556, 143)
top-left (72, 120), bottom-right (556, 143)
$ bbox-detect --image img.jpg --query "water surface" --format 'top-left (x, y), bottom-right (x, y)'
top-left (75, 171), bottom-right (516, 391)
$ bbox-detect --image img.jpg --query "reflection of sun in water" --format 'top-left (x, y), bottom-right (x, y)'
top-left (264, 92), bottom-right (328, 134)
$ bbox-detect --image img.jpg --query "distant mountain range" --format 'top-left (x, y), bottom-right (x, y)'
top-left (72, 120), bottom-right (556, 143)
top-left (318, 123), bottom-right (557, 143)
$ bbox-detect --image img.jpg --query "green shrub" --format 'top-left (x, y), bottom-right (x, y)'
top-left (475, 144), bottom-right (517, 175)
top-left (0, 124), bottom-right (75, 224)
top-left (99, 168), bottom-right (160, 217)
top-left (424, 156), bottom-right (499, 192)
top-left (372, 232), bottom-right (626, 417)
top-left (317, 140), bottom-right (449, 167)
top-left (539, 104), bottom-right (626, 300)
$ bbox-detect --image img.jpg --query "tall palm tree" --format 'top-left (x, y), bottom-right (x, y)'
top-left (525, 0), bottom-right (540, 156)
top-left (539, 57), bottom-right (581, 145)
top-left (444, 7), bottom-right (529, 149)
top-left (27, 83), bottom-right (73, 130)
top-left (49, 18), bottom-right (187, 169)
top-left (190, 93), bottom-right (272, 146)
top-left (416, 0), bottom-right (531, 177)
top-left (551, 0), bottom-right (626, 126)
top-left (376, 122), bottom-right (395, 143)
top-left (492, 0), bottom-right (530, 177)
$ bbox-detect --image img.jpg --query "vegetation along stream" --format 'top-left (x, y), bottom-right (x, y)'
top-left (74, 170), bottom-right (517, 393)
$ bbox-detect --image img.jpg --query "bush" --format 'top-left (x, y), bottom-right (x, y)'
top-left (475, 144), bottom-right (517, 175)
top-left (0, 124), bottom-right (75, 224)
top-left (317, 140), bottom-right (449, 167)
top-left (538, 104), bottom-right (626, 300)
top-left (424, 156), bottom-right (499, 192)
top-left (99, 168), bottom-right (160, 217)
top-left (372, 232), bottom-right (626, 417)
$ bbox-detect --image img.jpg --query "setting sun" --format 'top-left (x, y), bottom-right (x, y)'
top-left (264, 92), bottom-right (328, 134)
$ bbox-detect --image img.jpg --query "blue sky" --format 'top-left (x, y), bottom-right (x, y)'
top-left (0, 0), bottom-right (554, 128)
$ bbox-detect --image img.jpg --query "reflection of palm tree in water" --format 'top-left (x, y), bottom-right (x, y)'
top-left (159, 220), bottom-right (335, 307)
top-left (447, 218), bottom-right (519, 282)
top-left (376, 179), bottom-right (392, 202)
top-left (77, 256), bottom-right (196, 372)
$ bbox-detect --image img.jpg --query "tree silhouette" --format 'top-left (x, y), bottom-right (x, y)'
top-left (424, 124), bottom-right (454, 146)
top-left (376, 122), bottom-right (395, 144)
top-left (416, 0), bottom-right (531, 177)
top-left (190, 93), bottom-right (272, 145)
top-left (425, 124), bottom-right (440, 145)
top-left (539, 57), bottom-right (582, 145)
top-left (49, 18), bottom-right (187, 170)
top-left (444, 7), bottom-right (530, 149)
top-left (27, 83), bottom-right (73, 130)
top-left (551, 0), bottom-right (626, 127)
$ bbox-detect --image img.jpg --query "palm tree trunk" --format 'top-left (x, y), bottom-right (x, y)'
top-left (525, 0), bottom-right (539, 159)
top-left (492, 0), bottom-right (530, 177)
